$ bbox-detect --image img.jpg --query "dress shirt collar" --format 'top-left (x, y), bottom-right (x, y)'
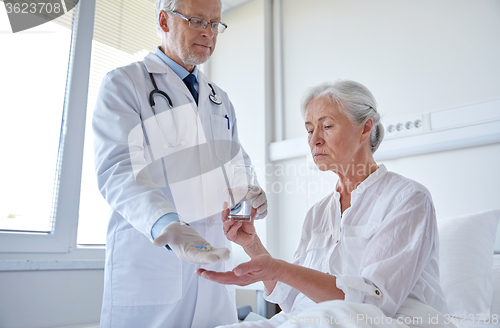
top-left (334, 164), bottom-right (388, 200)
top-left (155, 46), bottom-right (199, 82)
top-left (353, 164), bottom-right (387, 195)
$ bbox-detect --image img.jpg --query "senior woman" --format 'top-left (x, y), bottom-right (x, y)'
top-left (197, 80), bottom-right (454, 328)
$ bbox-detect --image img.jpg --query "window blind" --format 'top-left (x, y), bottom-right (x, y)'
top-left (87, 0), bottom-right (161, 104)
top-left (93, 0), bottom-right (159, 55)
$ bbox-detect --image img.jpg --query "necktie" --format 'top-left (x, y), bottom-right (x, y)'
top-left (183, 74), bottom-right (198, 104)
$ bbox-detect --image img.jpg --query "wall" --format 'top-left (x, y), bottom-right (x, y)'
top-left (0, 269), bottom-right (103, 328)
top-left (281, 0), bottom-right (500, 139)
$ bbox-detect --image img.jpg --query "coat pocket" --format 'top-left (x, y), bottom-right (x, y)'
top-left (111, 228), bottom-right (182, 306)
top-left (209, 113), bottom-right (235, 163)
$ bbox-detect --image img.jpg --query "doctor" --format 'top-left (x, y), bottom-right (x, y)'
top-left (92, 0), bottom-right (268, 327)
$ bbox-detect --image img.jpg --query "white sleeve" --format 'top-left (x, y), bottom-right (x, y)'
top-left (335, 275), bottom-right (384, 304)
top-left (93, 68), bottom-right (176, 240)
top-left (264, 281), bottom-right (299, 313)
top-left (344, 189), bottom-right (437, 317)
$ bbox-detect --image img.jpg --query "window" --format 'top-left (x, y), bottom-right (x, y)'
top-left (0, 0), bottom-right (97, 255)
top-left (0, 3), bottom-right (74, 234)
top-left (77, 0), bottom-right (160, 245)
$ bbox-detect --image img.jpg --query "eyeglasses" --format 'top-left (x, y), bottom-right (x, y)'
top-left (169, 11), bottom-right (227, 34)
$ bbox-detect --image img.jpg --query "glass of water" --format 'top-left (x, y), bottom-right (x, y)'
top-left (227, 164), bottom-right (254, 222)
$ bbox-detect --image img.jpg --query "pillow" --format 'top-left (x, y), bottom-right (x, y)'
top-left (437, 210), bottom-right (500, 319)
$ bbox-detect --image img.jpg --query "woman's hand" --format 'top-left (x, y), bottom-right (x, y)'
top-left (222, 201), bottom-right (257, 249)
top-left (196, 254), bottom-right (283, 286)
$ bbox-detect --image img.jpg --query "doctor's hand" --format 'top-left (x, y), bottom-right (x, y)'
top-left (246, 186), bottom-right (268, 219)
top-left (222, 201), bottom-right (257, 249)
top-left (154, 222), bottom-right (230, 265)
top-left (196, 254), bottom-right (283, 286)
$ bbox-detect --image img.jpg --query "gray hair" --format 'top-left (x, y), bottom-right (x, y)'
top-left (301, 80), bottom-right (384, 153)
top-left (155, 0), bottom-right (223, 36)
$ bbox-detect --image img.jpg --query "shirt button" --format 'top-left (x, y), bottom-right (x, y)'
top-left (375, 290), bottom-right (380, 296)
top-left (207, 218), bottom-right (214, 226)
top-left (202, 165), bottom-right (209, 173)
top-left (336, 240), bottom-right (339, 244)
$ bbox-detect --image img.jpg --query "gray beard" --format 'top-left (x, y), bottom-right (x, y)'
top-left (182, 51), bottom-right (210, 66)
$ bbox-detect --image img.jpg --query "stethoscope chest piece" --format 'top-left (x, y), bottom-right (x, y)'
top-left (208, 83), bottom-right (222, 105)
top-left (209, 93), bottom-right (222, 105)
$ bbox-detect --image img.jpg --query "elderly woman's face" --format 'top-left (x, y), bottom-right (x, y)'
top-left (305, 96), bottom-right (364, 172)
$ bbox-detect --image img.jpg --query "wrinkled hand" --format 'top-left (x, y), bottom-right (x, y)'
top-left (196, 254), bottom-right (280, 286)
top-left (246, 186), bottom-right (268, 219)
top-left (154, 222), bottom-right (230, 265)
top-left (222, 201), bottom-right (256, 248)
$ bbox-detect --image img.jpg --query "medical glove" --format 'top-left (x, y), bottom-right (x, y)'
top-left (153, 221), bottom-right (230, 264)
top-left (245, 186), bottom-right (268, 219)
top-left (151, 213), bottom-right (180, 241)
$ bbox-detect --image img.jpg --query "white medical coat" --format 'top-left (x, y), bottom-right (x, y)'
top-left (93, 52), bottom-right (249, 328)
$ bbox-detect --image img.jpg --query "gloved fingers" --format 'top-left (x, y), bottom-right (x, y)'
top-left (245, 185), bottom-right (262, 200)
top-left (154, 222), bottom-right (204, 248)
top-left (257, 209), bottom-right (267, 220)
top-left (183, 246), bottom-right (230, 265)
top-left (256, 202), bottom-right (268, 215)
top-left (210, 247), bottom-right (230, 262)
top-left (253, 196), bottom-right (267, 212)
top-left (246, 187), bottom-right (266, 207)
top-left (170, 243), bottom-right (209, 264)
top-left (243, 186), bottom-right (268, 220)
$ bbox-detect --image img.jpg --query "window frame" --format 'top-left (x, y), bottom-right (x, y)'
top-left (0, 0), bottom-right (102, 259)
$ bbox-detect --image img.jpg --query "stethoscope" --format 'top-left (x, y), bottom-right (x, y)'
top-left (147, 73), bottom-right (238, 209)
top-left (148, 72), bottom-right (223, 148)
